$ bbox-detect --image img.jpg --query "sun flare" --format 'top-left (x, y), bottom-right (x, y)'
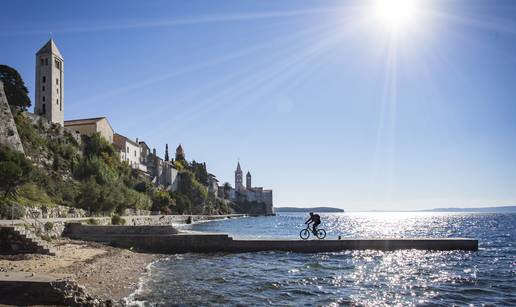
top-left (374, 0), bottom-right (420, 31)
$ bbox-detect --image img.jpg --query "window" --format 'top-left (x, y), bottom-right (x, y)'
top-left (42, 86), bottom-right (45, 91)
top-left (56, 78), bottom-right (59, 85)
top-left (42, 104), bottom-right (46, 114)
top-left (55, 59), bottom-right (60, 69)
top-left (134, 150), bottom-right (137, 157)
top-left (56, 99), bottom-right (59, 105)
top-left (127, 146), bottom-right (129, 153)
top-left (40, 58), bottom-right (44, 65)
top-left (42, 96), bottom-right (45, 102)
top-left (42, 76), bottom-right (46, 83)
top-left (45, 58), bottom-right (48, 65)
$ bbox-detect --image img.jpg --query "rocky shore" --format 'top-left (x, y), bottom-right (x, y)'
top-left (0, 238), bottom-right (160, 306)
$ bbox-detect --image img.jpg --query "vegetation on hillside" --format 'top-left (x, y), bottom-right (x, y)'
top-left (0, 66), bottom-right (240, 218)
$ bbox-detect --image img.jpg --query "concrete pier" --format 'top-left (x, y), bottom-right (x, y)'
top-left (65, 225), bottom-right (478, 253)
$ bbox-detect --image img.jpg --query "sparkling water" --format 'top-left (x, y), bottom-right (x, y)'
top-left (128, 212), bottom-right (516, 306)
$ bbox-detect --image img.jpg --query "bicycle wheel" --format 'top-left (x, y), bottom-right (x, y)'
top-left (300, 229), bottom-right (310, 240)
top-left (316, 229), bottom-right (326, 239)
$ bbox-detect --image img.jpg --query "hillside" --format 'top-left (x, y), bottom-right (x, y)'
top-left (0, 66), bottom-right (235, 218)
top-left (0, 111), bottom-right (233, 218)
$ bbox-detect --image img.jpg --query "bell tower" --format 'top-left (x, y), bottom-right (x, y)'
top-left (235, 162), bottom-right (243, 191)
top-left (246, 171), bottom-right (252, 190)
top-left (35, 39), bottom-right (64, 125)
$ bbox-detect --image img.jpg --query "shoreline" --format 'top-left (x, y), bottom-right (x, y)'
top-left (0, 238), bottom-right (161, 305)
top-left (0, 214), bottom-right (245, 306)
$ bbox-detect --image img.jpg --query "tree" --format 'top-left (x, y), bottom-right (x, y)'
top-left (0, 65), bottom-right (31, 111)
top-left (0, 145), bottom-right (33, 199)
top-left (164, 144), bottom-right (169, 162)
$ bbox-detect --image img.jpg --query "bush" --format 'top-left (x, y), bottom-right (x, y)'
top-left (0, 201), bottom-right (26, 219)
top-left (44, 221), bottom-right (54, 231)
top-left (15, 183), bottom-right (53, 206)
top-left (0, 145), bottom-right (33, 199)
top-left (151, 189), bottom-right (175, 212)
top-left (86, 218), bottom-right (99, 225)
top-left (111, 214), bottom-right (126, 225)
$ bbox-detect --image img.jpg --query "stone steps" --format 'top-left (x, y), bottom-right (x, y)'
top-left (10, 226), bottom-right (56, 256)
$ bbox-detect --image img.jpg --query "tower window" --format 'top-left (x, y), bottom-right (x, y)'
top-left (42, 96), bottom-right (45, 102)
top-left (55, 60), bottom-right (60, 69)
top-left (42, 76), bottom-right (46, 83)
top-left (40, 58), bottom-right (44, 65)
top-left (42, 86), bottom-right (45, 91)
top-left (45, 58), bottom-right (49, 65)
top-left (42, 104), bottom-right (46, 114)
top-left (56, 78), bottom-right (59, 85)
top-left (56, 99), bottom-right (59, 105)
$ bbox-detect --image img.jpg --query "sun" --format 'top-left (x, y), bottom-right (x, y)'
top-left (373, 0), bottom-right (420, 32)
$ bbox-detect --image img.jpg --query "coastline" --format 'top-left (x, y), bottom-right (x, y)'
top-left (0, 214), bottom-right (246, 306)
top-left (0, 238), bottom-right (160, 305)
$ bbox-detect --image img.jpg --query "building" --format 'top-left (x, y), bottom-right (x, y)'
top-left (34, 39), bottom-right (64, 126)
top-left (227, 162), bottom-right (274, 214)
top-left (175, 144), bottom-right (185, 161)
top-left (208, 173), bottom-right (219, 194)
top-left (64, 117), bottom-right (114, 143)
top-left (235, 162), bottom-right (244, 191)
top-left (113, 133), bottom-right (146, 171)
top-left (140, 144), bottom-right (180, 192)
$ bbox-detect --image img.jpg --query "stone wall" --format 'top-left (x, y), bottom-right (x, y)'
top-left (18, 214), bottom-right (244, 239)
top-left (25, 205), bottom-right (89, 219)
top-left (0, 81), bottom-right (24, 153)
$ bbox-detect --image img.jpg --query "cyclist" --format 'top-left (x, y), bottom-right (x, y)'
top-left (305, 212), bottom-right (321, 234)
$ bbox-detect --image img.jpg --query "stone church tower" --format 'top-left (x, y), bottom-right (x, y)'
top-left (246, 171), bottom-right (252, 190)
top-left (35, 39), bottom-right (64, 125)
top-left (235, 162), bottom-right (243, 191)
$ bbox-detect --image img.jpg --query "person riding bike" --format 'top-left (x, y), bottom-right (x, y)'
top-left (305, 212), bottom-right (321, 234)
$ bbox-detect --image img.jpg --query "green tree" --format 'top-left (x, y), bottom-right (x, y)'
top-left (0, 65), bottom-right (31, 111)
top-left (164, 144), bottom-right (169, 162)
top-left (0, 145), bottom-right (33, 199)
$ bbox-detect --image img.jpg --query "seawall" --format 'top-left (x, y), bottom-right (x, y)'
top-left (64, 225), bottom-right (479, 253)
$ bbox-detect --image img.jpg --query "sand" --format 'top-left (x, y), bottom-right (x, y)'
top-left (0, 238), bottom-right (160, 305)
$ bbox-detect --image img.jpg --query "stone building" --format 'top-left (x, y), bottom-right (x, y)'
top-left (175, 144), bottom-right (185, 161)
top-left (34, 39), bottom-right (64, 126)
top-left (113, 133), bottom-right (146, 171)
top-left (208, 173), bottom-right (219, 194)
top-left (64, 117), bottom-right (114, 143)
top-left (235, 162), bottom-right (244, 191)
top-left (139, 143), bottom-right (179, 192)
top-left (226, 162), bottom-right (274, 214)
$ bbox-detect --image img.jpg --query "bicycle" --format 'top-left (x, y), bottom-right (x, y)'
top-left (299, 225), bottom-right (327, 240)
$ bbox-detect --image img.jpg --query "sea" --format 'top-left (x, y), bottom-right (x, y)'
top-left (126, 212), bottom-right (516, 306)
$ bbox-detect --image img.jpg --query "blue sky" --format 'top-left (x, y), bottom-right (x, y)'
top-left (1, 0), bottom-right (516, 210)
